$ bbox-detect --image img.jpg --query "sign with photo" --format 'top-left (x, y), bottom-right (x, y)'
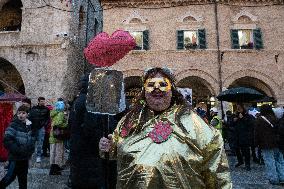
top-left (177, 87), bottom-right (192, 105)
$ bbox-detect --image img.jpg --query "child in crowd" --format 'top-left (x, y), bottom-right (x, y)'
top-left (0, 105), bottom-right (36, 189)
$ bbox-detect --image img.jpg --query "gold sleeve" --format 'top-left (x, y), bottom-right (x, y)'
top-left (201, 129), bottom-right (232, 189)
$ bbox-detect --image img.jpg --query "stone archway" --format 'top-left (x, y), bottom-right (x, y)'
top-left (223, 69), bottom-right (278, 101)
top-left (124, 76), bottom-right (142, 108)
top-left (177, 76), bottom-right (215, 109)
top-left (175, 69), bottom-right (219, 96)
top-left (229, 76), bottom-right (274, 97)
top-left (0, 57), bottom-right (25, 94)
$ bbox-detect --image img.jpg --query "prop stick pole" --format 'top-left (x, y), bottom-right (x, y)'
top-left (104, 115), bottom-right (110, 189)
top-left (86, 68), bottom-right (125, 189)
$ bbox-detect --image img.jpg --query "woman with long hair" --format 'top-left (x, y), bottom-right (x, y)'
top-left (99, 67), bottom-right (232, 189)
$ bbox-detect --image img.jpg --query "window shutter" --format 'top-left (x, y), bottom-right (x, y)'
top-left (231, 29), bottom-right (240, 49)
top-left (177, 30), bottom-right (184, 50)
top-left (253, 28), bottom-right (263, 50)
top-left (198, 29), bottom-right (206, 49)
top-left (143, 30), bottom-right (149, 50)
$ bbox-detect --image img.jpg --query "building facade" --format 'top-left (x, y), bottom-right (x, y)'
top-left (0, 0), bottom-right (102, 104)
top-left (102, 0), bottom-right (284, 109)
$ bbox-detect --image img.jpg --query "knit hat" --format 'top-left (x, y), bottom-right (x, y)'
top-left (55, 101), bottom-right (65, 111)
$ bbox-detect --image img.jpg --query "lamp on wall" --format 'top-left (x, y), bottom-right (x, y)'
top-left (210, 96), bottom-right (216, 106)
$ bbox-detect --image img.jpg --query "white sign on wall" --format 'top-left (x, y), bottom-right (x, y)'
top-left (177, 87), bottom-right (192, 105)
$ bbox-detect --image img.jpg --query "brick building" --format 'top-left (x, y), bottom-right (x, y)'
top-left (1, 0), bottom-right (284, 110)
top-left (102, 0), bottom-right (284, 109)
top-left (0, 0), bottom-right (102, 104)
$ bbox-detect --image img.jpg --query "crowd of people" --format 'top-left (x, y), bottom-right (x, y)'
top-left (0, 67), bottom-right (284, 188)
top-left (0, 97), bottom-right (71, 189)
top-left (221, 104), bottom-right (284, 185)
top-left (197, 103), bottom-right (284, 186)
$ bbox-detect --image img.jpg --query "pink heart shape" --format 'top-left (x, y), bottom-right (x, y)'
top-left (84, 30), bottom-right (136, 67)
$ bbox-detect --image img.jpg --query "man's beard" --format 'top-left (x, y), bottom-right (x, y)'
top-left (145, 91), bottom-right (172, 112)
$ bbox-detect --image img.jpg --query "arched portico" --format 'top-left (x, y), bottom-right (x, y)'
top-left (0, 57), bottom-right (25, 94)
top-left (175, 69), bottom-right (219, 96)
top-left (223, 69), bottom-right (279, 100)
top-left (124, 76), bottom-right (142, 108)
top-left (176, 74), bottom-right (217, 111)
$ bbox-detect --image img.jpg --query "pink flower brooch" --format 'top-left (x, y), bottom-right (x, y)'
top-left (148, 121), bottom-right (173, 143)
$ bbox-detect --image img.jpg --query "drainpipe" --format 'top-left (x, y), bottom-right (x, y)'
top-left (214, 0), bottom-right (224, 118)
top-left (84, 0), bottom-right (91, 74)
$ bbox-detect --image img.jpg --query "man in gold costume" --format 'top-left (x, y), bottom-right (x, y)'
top-left (99, 67), bottom-right (232, 189)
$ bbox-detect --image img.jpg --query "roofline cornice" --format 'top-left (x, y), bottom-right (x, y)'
top-left (101, 0), bottom-right (284, 9)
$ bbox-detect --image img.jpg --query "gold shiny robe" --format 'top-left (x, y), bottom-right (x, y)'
top-left (106, 105), bottom-right (232, 189)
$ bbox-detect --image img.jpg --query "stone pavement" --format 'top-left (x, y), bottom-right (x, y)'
top-left (0, 153), bottom-right (70, 189)
top-left (1, 153), bottom-right (284, 189)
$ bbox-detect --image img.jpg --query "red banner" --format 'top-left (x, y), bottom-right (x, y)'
top-left (0, 103), bottom-right (13, 161)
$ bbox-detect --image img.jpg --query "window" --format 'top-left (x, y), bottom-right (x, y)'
top-left (177, 29), bottom-right (206, 50)
top-left (184, 31), bottom-right (198, 49)
top-left (231, 28), bottom-right (263, 50)
top-left (0, 0), bottom-right (23, 31)
top-left (129, 30), bottom-right (149, 50)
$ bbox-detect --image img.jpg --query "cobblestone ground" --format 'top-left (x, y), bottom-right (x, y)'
top-left (1, 152), bottom-right (284, 188)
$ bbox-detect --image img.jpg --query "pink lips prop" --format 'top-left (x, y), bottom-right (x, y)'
top-left (84, 30), bottom-right (136, 67)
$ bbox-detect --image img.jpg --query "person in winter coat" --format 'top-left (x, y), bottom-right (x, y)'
top-left (279, 114), bottom-right (284, 155)
top-left (234, 104), bottom-right (254, 171)
top-left (0, 105), bottom-right (36, 189)
top-left (69, 74), bottom-right (119, 189)
top-left (210, 107), bottom-right (223, 134)
top-left (49, 101), bottom-right (67, 175)
top-left (224, 110), bottom-right (236, 156)
top-left (29, 97), bottom-right (50, 163)
top-left (255, 104), bottom-right (284, 185)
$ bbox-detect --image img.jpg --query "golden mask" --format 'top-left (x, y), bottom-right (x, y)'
top-left (144, 77), bottom-right (172, 93)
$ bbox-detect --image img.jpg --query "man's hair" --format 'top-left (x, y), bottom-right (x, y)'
top-left (237, 103), bottom-right (247, 113)
top-left (38, 97), bottom-right (45, 101)
top-left (17, 105), bottom-right (30, 113)
top-left (57, 97), bottom-right (64, 101)
top-left (22, 98), bottom-right (31, 105)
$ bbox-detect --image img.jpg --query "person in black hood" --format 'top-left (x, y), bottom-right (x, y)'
top-left (0, 105), bottom-right (36, 189)
top-left (68, 74), bottom-right (121, 189)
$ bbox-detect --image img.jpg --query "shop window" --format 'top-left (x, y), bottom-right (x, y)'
top-left (129, 30), bottom-right (149, 50)
top-left (231, 28), bottom-right (263, 50)
top-left (177, 29), bottom-right (206, 50)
